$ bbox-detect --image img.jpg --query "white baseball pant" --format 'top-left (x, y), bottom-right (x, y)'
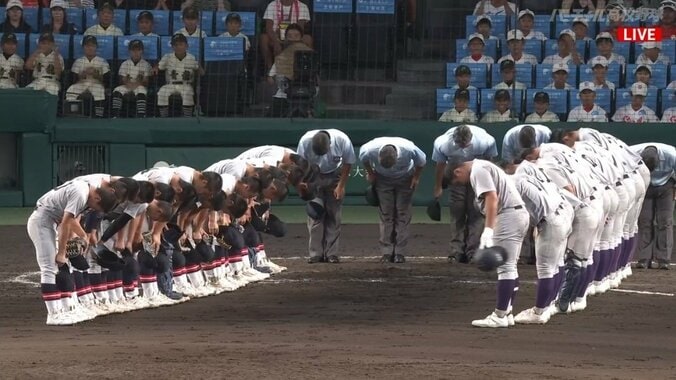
top-left (535, 202), bottom-right (574, 279)
top-left (27, 210), bottom-right (59, 284)
top-left (157, 84), bottom-right (194, 106)
top-left (66, 80), bottom-right (106, 101)
top-left (495, 208), bottom-right (530, 281)
top-left (113, 85), bottom-right (148, 96)
top-left (0, 79), bottom-right (17, 88)
top-left (598, 187), bottom-right (619, 251)
top-left (612, 177), bottom-right (634, 248)
top-left (27, 78), bottom-right (60, 96)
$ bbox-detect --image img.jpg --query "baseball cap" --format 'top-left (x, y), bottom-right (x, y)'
top-left (553, 62), bottom-right (569, 73)
top-left (517, 9), bottom-right (535, 19)
top-left (500, 59), bottom-right (515, 71)
top-left (633, 64), bottom-right (652, 75)
top-left (661, 0), bottom-right (676, 11)
top-left (39, 32), bottom-right (55, 42)
top-left (182, 7), bottom-right (199, 19)
top-left (454, 64), bottom-right (472, 76)
top-left (467, 33), bottom-right (485, 44)
top-left (171, 33), bottom-right (187, 45)
top-left (1, 33), bottom-right (18, 44)
top-left (6, 0), bottom-right (23, 10)
top-left (226, 12), bottom-right (242, 23)
top-left (630, 82), bottom-right (648, 96)
top-left (473, 15), bottom-right (492, 26)
top-left (533, 91), bottom-right (550, 103)
top-left (137, 10), bottom-right (154, 21)
top-left (595, 32), bottom-right (614, 42)
top-left (558, 28), bottom-right (576, 40)
top-left (641, 42), bottom-right (662, 50)
top-left (98, 2), bottom-right (114, 12)
top-left (82, 35), bottom-right (98, 46)
top-left (494, 89), bottom-right (511, 100)
top-left (454, 89), bottom-right (470, 100)
top-left (506, 29), bottom-right (525, 41)
top-left (128, 39), bottom-right (144, 50)
top-left (589, 55), bottom-right (609, 68)
top-left (50, 0), bottom-right (67, 9)
top-left (572, 16), bottom-right (589, 27)
top-left (579, 81), bottom-right (596, 93)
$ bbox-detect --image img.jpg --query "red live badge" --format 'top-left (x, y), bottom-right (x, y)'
top-left (616, 27), bottom-right (663, 42)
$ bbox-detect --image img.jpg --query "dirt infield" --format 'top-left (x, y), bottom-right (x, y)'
top-left (1, 224), bottom-right (675, 379)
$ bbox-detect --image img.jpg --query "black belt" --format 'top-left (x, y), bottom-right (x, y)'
top-left (513, 205), bottom-right (523, 210)
top-left (623, 174), bottom-right (630, 179)
top-left (171, 81), bottom-right (184, 84)
top-left (615, 181), bottom-right (623, 187)
top-left (592, 186), bottom-right (598, 191)
top-left (42, 75), bottom-right (54, 79)
top-left (589, 195), bottom-right (596, 201)
top-left (605, 185), bottom-right (611, 190)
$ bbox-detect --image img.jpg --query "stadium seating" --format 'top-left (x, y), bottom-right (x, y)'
top-left (588, 42), bottom-right (632, 63)
top-left (465, 15), bottom-right (507, 39)
top-left (660, 88), bottom-right (675, 116)
top-left (491, 63), bottom-right (533, 88)
top-left (615, 88), bottom-right (659, 112)
top-left (544, 39), bottom-right (586, 62)
top-left (535, 64), bottom-right (577, 88)
top-left (214, 11), bottom-right (257, 36)
top-left (42, 7), bottom-right (85, 33)
top-left (532, 15), bottom-right (552, 39)
top-left (479, 88), bottom-right (523, 115)
top-left (0, 6), bottom-right (39, 32)
top-left (354, 7), bottom-right (396, 73)
top-left (84, 8), bottom-right (127, 33)
top-left (128, 10), bottom-right (171, 36)
top-left (662, 40), bottom-right (676, 63)
top-left (28, 33), bottom-right (72, 62)
top-left (313, 3), bottom-right (352, 79)
top-left (446, 63), bottom-right (490, 88)
top-left (578, 63), bottom-right (622, 88)
top-left (72, 35), bottom-right (115, 61)
top-left (568, 88), bottom-right (613, 114)
top-left (160, 36), bottom-right (201, 59)
top-left (625, 64), bottom-right (669, 88)
top-left (553, 14), bottom-right (598, 39)
top-left (116, 35), bottom-right (160, 62)
top-left (436, 88), bottom-right (479, 115)
top-left (456, 38), bottom-right (499, 61)
top-left (525, 88), bottom-right (568, 116)
top-left (201, 37), bottom-right (246, 116)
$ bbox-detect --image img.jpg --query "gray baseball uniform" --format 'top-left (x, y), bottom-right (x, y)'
top-left (501, 124), bottom-right (551, 163)
top-left (235, 145), bottom-right (295, 167)
top-left (205, 159), bottom-right (249, 180)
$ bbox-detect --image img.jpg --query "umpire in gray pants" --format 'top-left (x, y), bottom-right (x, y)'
top-left (360, 137), bottom-right (426, 263)
top-left (297, 129), bottom-right (356, 264)
top-left (432, 125), bottom-right (498, 263)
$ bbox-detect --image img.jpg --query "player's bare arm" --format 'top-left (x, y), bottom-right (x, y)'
top-left (362, 161), bottom-right (375, 183)
top-left (334, 164), bottom-right (351, 200)
top-left (434, 162), bottom-right (446, 199)
top-left (411, 165), bottom-right (424, 189)
top-left (56, 212), bottom-right (78, 264)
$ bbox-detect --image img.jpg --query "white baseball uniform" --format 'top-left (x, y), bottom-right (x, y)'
top-left (567, 104), bottom-right (608, 122)
top-left (525, 111), bottom-right (560, 123)
top-left (0, 53), bottom-right (24, 89)
top-left (523, 30), bottom-right (547, 41)
top-left (438, 108), bottom-right (478, 123)
top-left (157, 52), bottom-right (199, 106)
top-left (67, 55), bottom-right (110, 101)
top-left (460, 55), bottom-right (495, 64)
top-left (235, 145), bottom-right (294, 167)
top-left (481, 109), bottom-right (518, 122)
top-left (205, 159), bottom-right (249, 180)
top-left (501, 124), bottom-right (551, 162)
top-left (612, 104), bottom-right (659, 123)
top-left (84, 24), bottom-right (124, 36)
top-left (498, 53), bottom-right (539, 65)
top-left (175, 27), bottom-right (207, 38)
top-left (26, 51), bottom-right (64, 96)
top-left (493, 81), bottom-right (527, 90)
top-left (635, 53), bottom-right (671, 65)
top-left (662, 107), bottom-right (676, 123)
top-left (114, 58), bottom-right (152, 96)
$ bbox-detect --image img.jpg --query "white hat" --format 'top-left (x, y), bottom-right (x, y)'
top-left (579, 81), bottom-right (596, 93)
top-left (595, 32), bottom-right (614, 41)
top-left (518, 9), bottom-right (535, 19)
top-left (467, 33), bottom-right (485, 44)
top-left (572, 16), bottom-right (589, 27)
top-left (559, 28), bottom-right (576, 40)
top-left (641, 42), bottom-right (662, 50)
top-left (553, 62), bottom-right (570, 73)
top-left (660, 0), bottom-right (676, 11)
top-left (50, 0), bottom-right (68, 8)
top-left (630, 82), bottom-right (648, 96)
top-left (506, 29), bottom-right (524, 41)
top-left (474, 15), bottom-right (492, 26)
top-left (633, 64), bottom-right (652, 75)
top-left (589, 56), bottom-right (609, 67)
top-left (6, 0), bottom-right (24, 10)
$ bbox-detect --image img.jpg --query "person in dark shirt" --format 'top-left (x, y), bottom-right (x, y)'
top-left (41, 0), bottom-right (78, 35)
top-left (0, 0), bottom-right (34, 34)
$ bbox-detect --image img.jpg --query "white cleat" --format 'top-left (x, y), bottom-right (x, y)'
top-left (514, 307), bottom-right (550, 325)
top-left (623, 265), bottom-right (632, 279)
top-left (570, 297), bottom-right (588, 312)
top-left (125, 296), bottom-right (152, 310)
top-left (46, 312), bottom-right (76, 326)
top-left (471, 312), bottom-right (509, 328)
top-left (265, 260), bottom-right (287, 273)
top-left (215, 277), bottom-right (240, 291)
top-left (609, 274), bottom-right (621, 289)
top-left (146, 294), bottom-right (179, 307)
top-left (589, 282), bottom-right (600, 296)
top-left (245, 268), bottom-right (270, 281)
top-left (596, 279), bottom-right (610, 294)
top-left (548, 303), bottom-right (559, 317)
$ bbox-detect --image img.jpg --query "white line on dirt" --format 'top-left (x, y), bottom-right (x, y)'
top-left (609, 289), bottom-right (674, 297)
top-left (3, 271), bottom-right (40, 287)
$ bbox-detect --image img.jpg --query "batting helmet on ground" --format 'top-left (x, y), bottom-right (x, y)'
top-left (472, 246), bottom-right (507, 272)
top-left (426, 199), bottom-right (441, 221)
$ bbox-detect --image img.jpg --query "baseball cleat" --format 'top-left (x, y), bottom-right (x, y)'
top-left (548, 302), bottom-right (559, 317)
top-left (266, 260), bottom-right (287, 272)
top-left (327, 255), bottom-right (340, 264)
top-left (635, 260), bottom-right (649, 269)
top-left (514, 307), bottom-right (549, 325)
top-left (471, 312), bottom-right (509, 328)
top-left (125, 296), bottom-right (152, 310)
top-left (46, 312), bottom-right (75, 326)
top-left (570, 297), bottom-right (587, 312)
top-left (393, 254), bottom-right (406, 264)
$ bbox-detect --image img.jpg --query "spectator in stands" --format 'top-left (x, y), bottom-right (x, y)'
top-left (176, 7), bottom-right (207, 37)
top-left (66, 35), bottom-right (111, 118)
top-left (558, 0), bottom-right (603, 14)
top-left (633, 64), bottom-right (657, 89)
top-left (635, 42), bottom-right (672, 64)
top-left (267, 24), bottom-right (314, 109)
top-left (220, 13), bottom-right (251, 52)
top-left (589, 56), bottom-right (615, 89)
top-left (498, 30), bottom-right (538, 65)
top-left (602, 2), bottom-right (629, 36)
top-left (572, 16), bottom-right (593, 41)
top-left (0, 0), bottom-right (33, 33)
top-left (154, 33), bottom-right (201, 117)
top-left (181, 0), bottom-right (231, 11)
top-left (451, 65), bottom-right (477, 90)
top-left (134, 11), bottom-right (159, 37)
top-left (525, 91), bottom-right (560, 122)
top-left (460, 34), bottom-right (495, 64)
top-left (474, 15), bottom-right (499, 41)
top-left (544, 62), bottom-right (574, 89)
top-left (84, 3), bottom-right (124, 36)
top-left (112, 40), bottom-right (151, 118)
top-left (439, 89), bottom-right (478, 122)
top-left (567, 81), bottom-right (608, 121)
top-left (25, 32), bottom-right (64, 96)
top-left (41, 0), bottom-right (78, 35)
top-left (543, 29), bottom-right (583, 65)
top-left (662, 93), bottom-right (676, 122)
top-left (518, 9), bottom-right (547, 40)
top-left (0, 33), bottom-right (23, 89)
top-left (481, 89), bottom-right (518, 122)
top-left (493, 59), bottom-right (526, 89)
top-left (591, 32), bottom-right (626, 65)
top-left (261, 0), bottom-right (312, 71)
top-left (655, 0), bottom-right (676, 40)
top-left (612, 82), bottom-right (659, 122)
top-left (474, 0), bottom-right (516, 16)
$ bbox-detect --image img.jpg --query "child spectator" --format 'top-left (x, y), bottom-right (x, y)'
top-left (261, 0), bottom-right (312, 71)
top-left (66, 35), bottom-right (111, 118)
top-left (567, 81), bottom-right (608, 122)
top-left (590, 32), bottom-right (626, 66)
top-left (450, 65), bottom-right (477, 90)
top-left (0, 0), bottom-right (33, 33)
top-left (473, 0), bottom-right (516, 16)
top-left (41, 0), bottom-right (78, 35)
top-left (459, 33), bottom-right (495, 64)
top-left (635, 42), bottom-right (672, 65)
top-left (84, 3), bottom-right (123, 36)
top-left (525, 91), bottom-right (560, 122)
top-left (481, 89), bottom-right (518, 122)
top-left (25, 33), bottom-right (64, 96)
top-left (588, 56), bottom-right (615, 90)
top-left (498, 29), bottom-right (538, 65)
top-left (220, 13), bottom-right (251, 52)
top-left (493, 59), bottom-right (526, 89)
top-left (655, 0), bottom-right (675, 40)
top-left (662, 99), bottom-right (676, 122)
top-left (112, 40), bottom-right (152, 118)
top-left (544, 62), bottom-right (574, 90)
top-left (0, 33), bottom-right (24, 89)
top-left (176, 7), bottom-right (207, 37)
top-left (612, 82), bottom-right (659, 123)
top-left (134, 11), bottom-right (159, 37)
top-left (267, 24), bottom-right (313, 100)
top-left (439, 89), bottom-right (478, 122)
top-left (572, 16), bottom-right (592, 41)
top-left (634, 64), bottom-right (657, 89)
top-left (542, 29), bottom-right (583, 65)
top-left (474, 15), bottom-right (499, 41)
top-left (518, 9), bottom-right (547, 40)
top-left (154, 33), bottom-right (200, 117)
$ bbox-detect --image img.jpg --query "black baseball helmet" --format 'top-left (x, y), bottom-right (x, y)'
top-left (472, 246), bottom-right (508, 272)
top-left (365, 185), bottom-right (379, 207)
top-left (128, 39), bottom-right (144, 50)
top-left (171, 33), bottom-right (187, 45)
top-left (426, 199), bottom-right (441, 221)
top-left (1, 32), bottom-right (18, 44)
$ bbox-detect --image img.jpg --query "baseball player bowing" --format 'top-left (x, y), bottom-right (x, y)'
top-left (154, 33), bottom-right (202, 118)
top-left (359, 137), bottom-right (426, 264)
top-left (27, 180), bottom-right (117, 325)
top-left (501, 124), bottom-right (551, 164)
top-left (297, 129), bottom-right (356, 264)
top-left (446, 159), bottom-right (529, 328)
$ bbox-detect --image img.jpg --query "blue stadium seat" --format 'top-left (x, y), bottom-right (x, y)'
top-left (116, 35), bottom-right (160, 62)
top-left (28, 33), bottom-right (72, 61)
top-left (446, 62), bottom-right (490, 88)
top-left (172, 10), bottom-right (184, 34)
top-left (544, 39), bottom-right (586, 62)
top-left (578, 63), bottom-right (622, 87)
top-left (501, 38), bottom-right (543, 62)
top-left (313, 9), bottom-right (351, 78)
top-left (43, 8), bottom-right (85, 33)
top-left (214, 12), bottom-right (257, 37)
top-left (354, 11), bottom-right (396, 72)
top-left (72, 35), bottom-right (114, 60)
top-left (532, 15), bottom-right (552, 39)
top-left (456, 38), bottom-right (499, 61)
top-left (479, 88), bottom-right (523, 115)
top-left (436, 88), bottom-right (479, 115)
top-left (85, 8), bottom-right (127, 33)
top-left (625, 64), bottom-right (669, 88)
top-left (128, 10), bottom-right (171, 36)
top-left (203, 37), bottom-right (245, 61)
top-left (160, 36), bottom-right (201, 59)
top-left (491, 63), bottom-right (533, 88)
top-left (589, 42), bottom-right (632, 63)
top-left (615, 88), bottom-right (658, 111)
top-left (535, 64), bottom-right (577, 88)
top-left (568, 88), bottom-right (613, 114)
top-left (0, 32), bottom-right (26, 57)
top-left (660, 88), bottom-right (675, 116)
top-left (661, 40), bottom-right (675, 63)
top-left (525, 89), bottom-right (568, 115)
top-left (200, 11), bottom-right (215, 36)
top-left (465, 15), bottom-right (507, 39)
top-left (554, 14), bottom-right (598, 39)
top-left (672, 65), bottom-right (676, 85)
top-left (15, 7), bottom-right (39, 32)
